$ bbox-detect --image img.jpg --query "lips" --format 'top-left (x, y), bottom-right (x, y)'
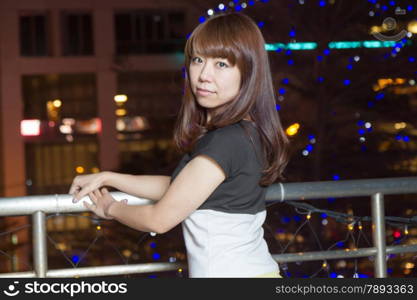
top-left (197, 88), bottom-right (214, 93)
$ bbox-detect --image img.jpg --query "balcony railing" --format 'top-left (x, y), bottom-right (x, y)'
top-left (0, 176), bottom-right (416, 278)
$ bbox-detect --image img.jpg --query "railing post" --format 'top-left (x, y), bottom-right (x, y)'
top-left (32, 211), bottom-right (48, 278)
top-left (371, 192), bottom-right (387, 278)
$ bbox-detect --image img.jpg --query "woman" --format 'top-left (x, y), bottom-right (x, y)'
top-left (70, 12), bottom-right (289, 278)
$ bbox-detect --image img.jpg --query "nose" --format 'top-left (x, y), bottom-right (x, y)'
top-left (198, 61), bottom-right (213, 82)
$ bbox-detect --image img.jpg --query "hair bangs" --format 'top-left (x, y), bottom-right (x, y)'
top-left (186, 22), bottom-right (240, 67)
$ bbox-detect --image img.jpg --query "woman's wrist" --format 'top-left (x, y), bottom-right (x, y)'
top-left (101, 171), bottom-right (113, 187)
top-left (105, 200), bottom-right (118, 219)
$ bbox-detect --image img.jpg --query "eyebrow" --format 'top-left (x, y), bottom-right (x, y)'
top-left (192, 54), bottom-right (229, 60)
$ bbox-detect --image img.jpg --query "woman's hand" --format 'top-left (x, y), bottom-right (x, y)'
top-left (84, 187), bottom-right (128, 220)
top-left (69, 172), bottom-right (110, 203)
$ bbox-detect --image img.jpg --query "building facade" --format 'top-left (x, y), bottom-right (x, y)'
top-left (0, 0), bottom-right (200, 272)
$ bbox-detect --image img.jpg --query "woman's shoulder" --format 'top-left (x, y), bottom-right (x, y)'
top-left (203, 121), bottom-right (249, 142)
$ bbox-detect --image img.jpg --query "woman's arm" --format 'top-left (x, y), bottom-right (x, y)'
top-left (106, 155), bottom-right (226, 234)
top-left (103, 172), bottom-right (171, 201)
top-left (70, 172), bottom-right (171, 202)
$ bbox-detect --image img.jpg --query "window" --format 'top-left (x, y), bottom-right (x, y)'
top-left (62, 12), bottom-right (94, 56)
top-left (114, 10), bottom-right (185, 54)
top-left (20, 12), bottom-right (50, 56)
top-left (25, 140), bottom-right (99, 195)
top-left (22, 73), bottom-right (97, 120)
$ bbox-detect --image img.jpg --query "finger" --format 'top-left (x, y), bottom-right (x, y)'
top-left (73, 187), bottom-right (92, 203)
top-left (83, 201), bottom-right (95, 212)
top-left (88, 192), bottom-right (98, 205)
top-left (93, 189), bottom-right (102, 198)
top-left (101, 187), bottom-right (109, 194)
top-left (121, 199), bottom-right (128, 204)
top-left (69, 184), bottom-right (80, 196)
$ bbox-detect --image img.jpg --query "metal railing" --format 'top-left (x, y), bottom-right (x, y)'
top-left (0, 176), bottom-right (416, 278)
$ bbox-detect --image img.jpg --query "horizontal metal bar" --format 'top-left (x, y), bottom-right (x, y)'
top-left (266, 176), bottom-right (417, 202)
top-left (0, 192), bottom-right (154, 217)
top-left (1, 177), bottom-right (416, 216)
top-left (272, 244), bottom-right (417, 263)
top-left (1, 244), bottom-right (416, 278)
top-left (0, 262), bottom-right (186, 278)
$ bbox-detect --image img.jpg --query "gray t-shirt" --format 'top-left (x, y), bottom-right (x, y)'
top-left (170, 119), bottom-right (267, 215)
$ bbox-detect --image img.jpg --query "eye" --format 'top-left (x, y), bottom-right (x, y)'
top-left (217, 61), bottom-right (228, 68)
top-left (192, 57), bottom-right (202, 63)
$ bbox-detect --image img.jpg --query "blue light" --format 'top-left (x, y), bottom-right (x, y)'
top-left (333, 174), bottom-right (340, 180)
top-left (308, 134), bottom-right (315, 140)
top-left (260, 0), bottom-right (270, 2)
top-left (409, 57), bottom-right (416, 63)
top-left (148, 275), bottom-right (157, 278)
top-left (279, 88), bottom-right (286, 95)
top-left (282, 78), bottom-right (289, 84)
top-left (248, 0), bottom-right (255, 5)
top-left (275, 48), bottom-right (283, 53)
top-left (346, 64), bottom-right (353, 70)
top-left (199, 16), bottom-right (206, 23)
top-left (257, 21), bottom-right (265, 28)
top-left (71, 255), bottom-right (80, 264)
top-left (361, 145), bottom-right (367, 152)
top-left (357, 120), bottom-right (365, 126)
top-left (152, 253), bottom-right (161, 260)
top-left (287, 59), bottom-right (294, 65)
top-left (235, 5), bottom-right (242, 11)
top-left (150, 242), bottom-right (156, 248)
top-left (285, 49), bottom-right (292, 56)
top-left (317, 76), bottom-right (324, 83)
top-left (358, 129), bottom-right (365, 135)
top-left (323, 48), bottom-right (330, 55)
top-left (389, 0), bottom-right (395, 6)
top-left (327, 197), bottom-right (336, 203)
top-left (321, 213), bottom-right (327, 218)
top-left (343, 79), bottom-right (351, 85)
top-left (293, 215), bottom-right (301, 222)
top-left (319, 0), bottom-right (326, 7)
top-left (375, 92), bottom-right (385, 100)
top-left (317, 55), bottom-right (323, 62)
top-left (281, 217), bottom-right (291, 224)
top-left (276, 104), bottom-right (281, 111)
top-left (395, 135), bottom-right (402, 141)
top-left (289, 29), bottom-right (296, 38)
top-left (358, 273), bottom-right (369, 278)
top-left (404, 136), bottom-right (410, 142)
top-left (367, 127), bottom-right (372, 132)
top-left (388, 268), bottom-right (393, 274)
top-left (306, 144), bottom-right (313, 151)
top-left (233, 0), bottom-right (239, 3)
top-left (381, 5), bottom-right (388, 11)
top-left (367, 101), bottom-right (375, 107)
top-left (330, 272), bottom-right (338, 278)
top-left (337, 241), bottom-right (345, 248)
top-left (407, 5), bottom-right (413, 11)
top-left (186, 33), bottom-right (191, 39)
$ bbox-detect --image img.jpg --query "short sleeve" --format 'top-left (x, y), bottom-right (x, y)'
top-left (190, 128), bottom-right (242, 179)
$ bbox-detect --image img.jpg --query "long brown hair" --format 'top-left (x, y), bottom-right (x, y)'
top-left (173, 12), bottom-right (290, 186)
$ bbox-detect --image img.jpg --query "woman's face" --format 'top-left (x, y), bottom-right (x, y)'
top-left (189, 53), bottom-right (241, 112)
